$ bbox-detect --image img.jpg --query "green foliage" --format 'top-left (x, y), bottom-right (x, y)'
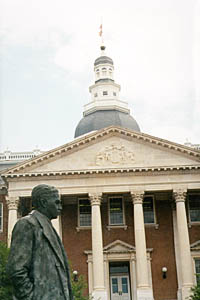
top-left (71, 274), bottom-right (90, 300)
top-left (0, 242), bottom-right (13, 300)
top-left (189, 278), bottom-right (200, 300)
top-left (0, 242), bottom-right (89, 300)
top-left (70, 266), bottom-right (90, 300)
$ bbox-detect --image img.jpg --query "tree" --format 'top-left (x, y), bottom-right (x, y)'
top-left (189, 279), bottom-right (200, 300)
top-left (71, 269), bottom-right (90, 300)
top-left (0, 242), bottom-right (13, 300)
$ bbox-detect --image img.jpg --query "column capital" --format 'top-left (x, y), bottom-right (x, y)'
top-left (6, 196), bottom-right (19, 210)
top-left (130, 191), bottom-right (144, 204)
top-left (173, 189), bottom-right (187, 203)
top-left (89, 193), bottom-right (102, 206)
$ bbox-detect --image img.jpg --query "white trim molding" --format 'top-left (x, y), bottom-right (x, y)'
top-left (85, 240), bottom-right (153, 300)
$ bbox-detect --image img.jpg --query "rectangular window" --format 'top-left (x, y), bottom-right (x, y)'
top-left (103, 91), bottom-right (108, 96)
top-left (189, 194), bottom-right (200, 222)
top-left (0, 203), bottom-right (3, 231)
top-left (79, 199), bottom-right (91, 227)
top-left (195, 259), bottom-right (200, 284)
top-left (143, 196), bottom-right (155, 224)
top-left (109, 197), bottom-right (124, 225)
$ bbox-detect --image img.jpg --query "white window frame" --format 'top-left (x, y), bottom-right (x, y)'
top-left (188, 193), bottom-right (200, 225)
top-left (108, 196), bottom-right (126, 228)
top-left (191, 253), bottom-right (200, 285)
top-left (143, 195), bottom-right (157, 227)
top-left (0, 203), bottom-right (3, 232)
top-left (77, 198), bottom-right (91, 231)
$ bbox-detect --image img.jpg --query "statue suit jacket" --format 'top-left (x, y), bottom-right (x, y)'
top-left (7, 210), bottom-right (73, 300)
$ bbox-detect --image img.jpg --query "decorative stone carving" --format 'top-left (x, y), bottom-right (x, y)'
top-left (89, 194), bottom-right (102, 206)
top-left (130, 191), bottom-right (144, 204)
top-left (6, 197), bottom-right (19, 210)
top-left (173, 189), bottom-right (187, 203)
top-left (95, 144), bottom-right (135, 166)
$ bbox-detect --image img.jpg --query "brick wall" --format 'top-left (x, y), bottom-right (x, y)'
top-left (146, 199), bottom-right (178, 300)
top-left (189, 224), bottom-right (200, 245)
top-left (0, 194), bottom-right (8, 244)
top-left (62, 194), bottom-right (178, 300)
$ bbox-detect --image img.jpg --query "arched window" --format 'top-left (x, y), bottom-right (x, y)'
top-left (102, 67), bottom-right (107, 76)
top-left (96, 69), bottom-right (100, 78)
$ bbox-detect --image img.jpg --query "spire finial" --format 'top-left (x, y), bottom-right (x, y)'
top-left (99, 21), bottom-right (105, 55)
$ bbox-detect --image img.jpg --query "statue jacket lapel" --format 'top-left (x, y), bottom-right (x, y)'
top-left (32, 210), bottom-right (66, 270)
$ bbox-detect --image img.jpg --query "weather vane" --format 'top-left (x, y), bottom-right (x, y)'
top-left (99, 21), bottom-right (104, 46)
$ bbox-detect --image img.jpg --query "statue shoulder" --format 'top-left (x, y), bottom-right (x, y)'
top-left (14, 211), bottom-right (39, 231)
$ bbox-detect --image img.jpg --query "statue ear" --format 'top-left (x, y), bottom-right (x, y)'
top-left (38, 197), bottom-right (47, 209)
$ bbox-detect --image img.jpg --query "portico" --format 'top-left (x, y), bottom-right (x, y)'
top-left (2, 126), bottom-right (200, 300)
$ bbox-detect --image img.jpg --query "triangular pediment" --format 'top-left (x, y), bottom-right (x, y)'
top-left (103, 240), bottom-right (135, 253)
top-left (191, 240), bottom-right (200, 251)
top-left (1, 126), bottom-right (200, 177)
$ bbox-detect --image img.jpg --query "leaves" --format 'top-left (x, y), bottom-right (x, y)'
top-left (0, 242), bottom-right (13, 300)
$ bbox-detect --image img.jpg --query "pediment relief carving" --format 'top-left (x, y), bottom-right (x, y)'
top-left (2, 126), bottom-right (200, 176)
top-left (96, 144), bottom-right (135, 166)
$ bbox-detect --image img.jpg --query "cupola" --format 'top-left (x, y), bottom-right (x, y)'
top-left (74, 44), bottom-right (140, 138)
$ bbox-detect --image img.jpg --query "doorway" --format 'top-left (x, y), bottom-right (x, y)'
top-left (109, 262), bottom-right (131, 300)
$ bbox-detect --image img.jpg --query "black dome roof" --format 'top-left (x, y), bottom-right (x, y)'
top-left (74, 110), bottom-right (140, 138)
top-left (94, 56), bottom-right (113, 66)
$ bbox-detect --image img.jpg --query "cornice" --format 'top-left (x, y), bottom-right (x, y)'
top-left (2, 165), bottom-right (200, 179)
top-left (1, 126), bottom-right (200, 176)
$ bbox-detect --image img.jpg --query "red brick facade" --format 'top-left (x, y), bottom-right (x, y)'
top-left (0, 194), bottom-right (8, 244)
top-left (2, 191), bottom-right (200, 300)
top-left (61, 192), bottom-right (184, 300)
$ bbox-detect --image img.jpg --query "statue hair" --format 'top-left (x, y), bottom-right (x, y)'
top-left (32, 184), bottom-right (58, 209)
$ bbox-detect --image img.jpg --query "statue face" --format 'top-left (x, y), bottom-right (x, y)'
top-left (45, 191), bottom-right (62, 220)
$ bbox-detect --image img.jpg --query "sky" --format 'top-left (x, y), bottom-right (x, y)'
top-left (0, 0), bottom-right (200, 152)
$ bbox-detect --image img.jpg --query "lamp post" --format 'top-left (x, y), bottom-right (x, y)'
top-left (162, 267), bottom-right (167, 279)
top-left (73, 270), bottom-right (78, 282)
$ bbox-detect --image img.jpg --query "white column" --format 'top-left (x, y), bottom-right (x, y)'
top-left (51, 215), bottom-right (62, 239)
top-left (6, 196), bottom-right (20, 246)
top-left (89, 193), bottom-right (107, 300)
top-left (172, 204), bottom-right (182, 300)
top-left (87, 256), bottom-right (93, 295)
top-left (131, 191), bottom-right (154, 300)
top-left (173, 190), bottom-right (194, 300)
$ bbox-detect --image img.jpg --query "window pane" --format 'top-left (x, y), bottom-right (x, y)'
top-left (189, 195), bottom-right (200, 222)
top-left (143, 196), bottom-right (154, 224)
top-left (121, 277), bottom-right (128, 293)
top-left (110, 198), bottom-right (123, 225)
top-left (79, 199), bottom-right (91, 226)
top-left (112, 278), bottom-right (118, 293)
top-left (195, 259), bottom-right (200, 284)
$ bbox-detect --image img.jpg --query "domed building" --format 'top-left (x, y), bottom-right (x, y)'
top-left (1, 44), bottom-right (200, 300)
top-left (75, 45), bottom-right (140, 137)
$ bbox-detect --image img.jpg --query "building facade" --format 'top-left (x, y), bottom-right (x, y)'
top-left (0, 46), bottom-right (200, 300)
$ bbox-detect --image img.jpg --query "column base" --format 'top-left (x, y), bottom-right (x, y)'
top-left (181, 286), bottom-right (193, 300)
top-left (137, 288), bottom-right (154, 300)
top-left (92, 289), bottom-right (107, 300)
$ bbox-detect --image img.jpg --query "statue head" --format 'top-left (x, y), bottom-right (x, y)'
top-left (32, 184), bottom-right (62, 220)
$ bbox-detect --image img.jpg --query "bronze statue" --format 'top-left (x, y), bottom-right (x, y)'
top-left (7, 184), bottom-right (73, 300)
